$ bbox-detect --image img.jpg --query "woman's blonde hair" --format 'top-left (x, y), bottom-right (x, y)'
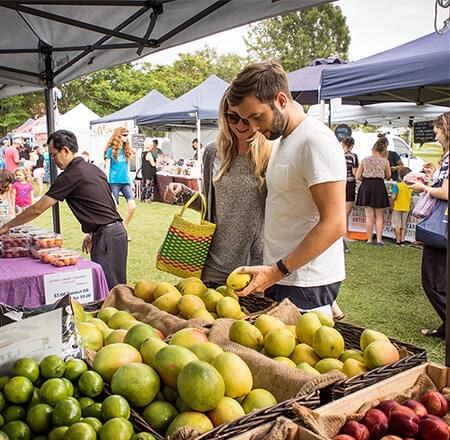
top-left (373, 133), bottom-right (389, 154)
top-left (105, 127), bottom-right (132, 160)
top-left (215, 91), bottom-right (271, 189)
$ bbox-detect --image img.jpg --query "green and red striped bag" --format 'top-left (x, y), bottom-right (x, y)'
top-left (156, 192), bottom-right (216, 278)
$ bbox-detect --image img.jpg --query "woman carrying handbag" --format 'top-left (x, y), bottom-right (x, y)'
top-left (408, 111), bottom-right (449, 339)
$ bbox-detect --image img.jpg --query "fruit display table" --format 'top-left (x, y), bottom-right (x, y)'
top-left (154, 173), bottom-right (201, 202)
top-left (0, 256), bottom-right (109, 308)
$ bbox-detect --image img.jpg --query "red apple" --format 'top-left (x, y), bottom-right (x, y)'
top-left (362, 408), bottom-right (388, 440)
top-left (340, 421), bottom-right (370, 440)
top-left (419, 414), bottom-right (450, 440)
top-left (334, 436), bottom-right (357, 440)
top-left (376, 400), bottom-right (401, 417)
top-left (403, 398), bottom-right (428, 417)
top-left (421, 391), bottom-right (449, 417)
top-left (379, 437), bottom-right (403, 440)
top-left (388, 406), bottom-right (420, 437)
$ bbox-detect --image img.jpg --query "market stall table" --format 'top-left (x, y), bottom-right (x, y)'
top-left (154, 173), bottom-right (201, 202)
top-left (0, 257), bottom-right (109, 308)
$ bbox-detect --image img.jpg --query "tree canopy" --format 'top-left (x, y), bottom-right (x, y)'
top-left (245, 4), bottom-right (350, 72)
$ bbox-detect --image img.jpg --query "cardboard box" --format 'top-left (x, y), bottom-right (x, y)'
top-left (231, 363), bottom-right (449, 440)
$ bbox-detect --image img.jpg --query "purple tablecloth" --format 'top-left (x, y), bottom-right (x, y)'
top-left (0, 257), bottom-right (109, 307)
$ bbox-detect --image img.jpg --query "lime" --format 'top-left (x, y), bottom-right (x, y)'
top-left (26, 403), bottom-right (53, 434)
top-left (65, 422), bottom-right (97, 440)
top-left (83, 417), bottom-right (102, 433)
top-left (27, 387), bottom-right (41, 409)
top-left (142, 401), bottom-right (178, 434)
top-left (101, 395), bottom-right (130, 421)
top-left (0, 392), bottom-right (5, 412)
top-left (13, 358), bottom-right (40, 384)
top-left (47, 426), bottom-right (69, 440)
top-left (2, 405), bottom-right (25, 422)
top-left (3, 420), bottom-right (31, 440)
top-left (99, 417), bottom-right (133, 440)
top-left (78, 371), bottom-right (104, 398)
top-left (39, 378), bottom-right (69, 406)
top-left (4, 376), bottom-right (34, 405)
top-left (132, 434), bottom-right (156, 440)
top-left (0, 415), bottom-right (3, 428)
top-left (0, 378), bottom-right (9, 391)
top-left (39, 355), bottom-right (65, 379)
top-left (83, 402), bottom-right (102, 419)
top-left (62, 378), bottom-right (74, 396)
top-left (64, 359), bottom-right (88, 382)
top-left (52, 398), bottom-right (81, 426)
top-left (79, 396), bottom-right (95, 412)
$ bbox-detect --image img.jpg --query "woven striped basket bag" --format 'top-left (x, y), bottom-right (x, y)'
top-left (156, 192), bottom-right (216, 278)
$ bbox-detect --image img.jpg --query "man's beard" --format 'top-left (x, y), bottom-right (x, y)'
top-left (265, 105), bottom-right (286, 140)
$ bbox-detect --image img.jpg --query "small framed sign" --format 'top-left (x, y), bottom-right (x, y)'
top-left (414, 121), bottom-right (436, 144)
top-left (334, 124), bottom-right (352, 141)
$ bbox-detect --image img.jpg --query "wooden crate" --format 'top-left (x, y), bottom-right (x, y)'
top-left (231, 363), bottom-right (449, 440)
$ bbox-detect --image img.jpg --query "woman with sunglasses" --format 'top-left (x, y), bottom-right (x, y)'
top-left (104, 127), bottom-right (136, 237)
top-left (164, 91), bottom-right (272, 286)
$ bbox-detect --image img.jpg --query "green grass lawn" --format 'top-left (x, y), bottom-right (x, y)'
top-left (30, 200), bottom-right (446, 364)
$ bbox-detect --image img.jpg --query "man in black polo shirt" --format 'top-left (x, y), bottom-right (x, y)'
top-left (0, 130), bottom-right (128, 289)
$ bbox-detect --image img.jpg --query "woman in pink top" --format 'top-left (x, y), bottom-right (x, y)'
top-left (12, 168), bottom-right (34, 213)
top-left (355, 134), bottom-right (391, 245)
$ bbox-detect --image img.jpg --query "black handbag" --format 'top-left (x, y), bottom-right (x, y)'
top-left (135, 168), bottom-right (142, 181)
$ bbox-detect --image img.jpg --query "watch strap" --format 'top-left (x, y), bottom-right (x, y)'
top-left (276, 259), bottom-right (291, 276)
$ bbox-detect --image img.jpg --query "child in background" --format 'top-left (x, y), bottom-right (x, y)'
top-left (12, 168), bottom-right (34, 214)
top-left (391, 166), bottom-right (413, 245)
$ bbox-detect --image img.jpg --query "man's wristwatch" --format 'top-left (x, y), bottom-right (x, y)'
top-left (276, 259), bottom-right (292, 277)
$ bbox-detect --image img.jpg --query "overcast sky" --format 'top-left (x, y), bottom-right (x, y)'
top-left (144, 0), bottom-right (439, 66)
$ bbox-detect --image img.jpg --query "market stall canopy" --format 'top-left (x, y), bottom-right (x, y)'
top-left (287, 57), bottom-right (345, 104)
top-left (90, 90), bottom-right (171, 125)
top-left (0, 0), bottom-right (331, 99)
top-left (320, 31), bottom-right (450, 106)
top-left (307, 102), bottom-right (450, 127)
top-left (136, 75), bottom-right (229, 127)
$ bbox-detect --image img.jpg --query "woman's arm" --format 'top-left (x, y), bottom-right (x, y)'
top-left (355, 161), bottom-right (364, 181)
top-left (384, 159), bottom-right (392, 180)
top-left (146, 152), bottom-right (156, 167)
top-left (409, 178), bottom-right (448, 201)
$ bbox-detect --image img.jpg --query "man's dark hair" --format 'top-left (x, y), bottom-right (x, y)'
top-left (47, 130), bottom-right (78, 153)
top-left (152, 139), bottom-right (158, 145)
top-left (228, 61), bottom-right (292, 107)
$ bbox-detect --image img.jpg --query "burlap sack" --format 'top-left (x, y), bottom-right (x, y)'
top-left (250, 416), bottom-right (302, 440)
top-left (292, 372), bottom-right (449, 439)
top-left (264, 298), bottom-right (302, 325)
top-left (102, 285), bottom-right (209, 337)
top-left (208, 318), bottom-right (344, 402)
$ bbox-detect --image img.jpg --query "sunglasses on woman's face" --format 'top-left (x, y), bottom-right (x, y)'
top-left (122, 133), bottom-right (129, 137)
top-left (225, 112), bottom-right (250, 126)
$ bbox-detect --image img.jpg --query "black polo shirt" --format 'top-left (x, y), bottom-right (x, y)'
top-left (46, 157), bottom-right (122, 233)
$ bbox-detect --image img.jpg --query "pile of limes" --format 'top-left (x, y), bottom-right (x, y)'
top-left (0, 355), bottom-right (156, 440)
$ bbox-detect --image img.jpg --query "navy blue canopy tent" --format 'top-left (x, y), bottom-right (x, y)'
top-left (320, 32), bottom-right (450, 106)
top-left (287, 57), bottom-right (345, 104)
top-left (90, 90), bottom-right (171, 125)
top-left (136, 75), bottom-right (229, 127)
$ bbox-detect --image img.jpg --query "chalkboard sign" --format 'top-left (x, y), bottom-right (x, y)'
top-left (131, 134), bottom-right (145, 150)
top-left (334, 124), bottom-right (352, 141)
top-left (414, 121), bottom-right (436, 144)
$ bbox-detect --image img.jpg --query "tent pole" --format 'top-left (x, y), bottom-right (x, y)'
top-left (196, 113), bottom-right (202, 192)
top-left (328, 100), bottom-right (332, 127)
top-left (447, 196), bottom-right (450, 366)
top-left (43, 50), bottom-right (61, 233)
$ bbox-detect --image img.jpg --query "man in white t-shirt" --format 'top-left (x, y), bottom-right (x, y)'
top-left (227, 61), bottom-right (347, 311)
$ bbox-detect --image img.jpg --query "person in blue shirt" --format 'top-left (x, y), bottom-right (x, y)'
top-left (104, 127), bottom-right (135, 235)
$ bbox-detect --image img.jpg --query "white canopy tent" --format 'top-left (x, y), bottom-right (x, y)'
top-left (307, 102), bottom-right (450, 127)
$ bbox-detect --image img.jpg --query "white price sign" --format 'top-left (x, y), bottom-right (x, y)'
top-left (44, 269), bottom-right (94, 305)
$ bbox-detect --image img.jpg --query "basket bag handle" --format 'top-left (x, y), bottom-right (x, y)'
top-left (180, 192), bottom-right (208, 221)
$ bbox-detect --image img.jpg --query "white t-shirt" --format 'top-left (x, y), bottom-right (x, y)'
top-left (264, 116), bottom-right (346, 287)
